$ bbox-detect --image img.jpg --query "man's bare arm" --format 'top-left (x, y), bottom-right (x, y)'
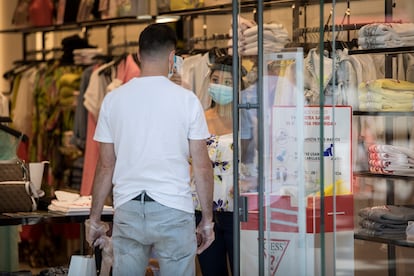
top-left (89, 142), bottom-right (116, 223)
top-left (190, 138), bottom-right (214, 253)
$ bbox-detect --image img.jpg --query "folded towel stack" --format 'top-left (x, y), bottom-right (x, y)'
top-left (228, 16), bottom-right (290, 56)
top-left (358, 23), bottom-right (414, 49)
top-left (73, 48), bottom-right (104, 65)
top-left (358, 78), bottom-right (414, 111)
top-left (48, 190), bottom-right (114, 215)
top-left (367, 144), bottom-right (414, 176)
top-left (358, 205), bottom-right (414, 238)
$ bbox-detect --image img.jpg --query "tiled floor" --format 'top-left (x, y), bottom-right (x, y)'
top-left (18, 263), bottom-right (50, 276)
top-left (18, 254), bottom-right (201, 276)
top-left (14, 241), bottom-right (414, 275)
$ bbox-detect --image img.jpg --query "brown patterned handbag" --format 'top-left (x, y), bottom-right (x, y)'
top-left (0, 159), bottom-right (37, 213)
top-left (0, 159), bottom-right (29, 182)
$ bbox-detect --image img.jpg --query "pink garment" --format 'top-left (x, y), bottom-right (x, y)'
top-left (80, 112), bottom-right (99, 196)
top-left (29, 0), bottom-right (54, 26)
top-left (116, 54), bottom-right (140, 83)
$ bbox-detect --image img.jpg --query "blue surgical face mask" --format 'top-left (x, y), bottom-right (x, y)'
top-left (208, 83), bottom-right (233, 105)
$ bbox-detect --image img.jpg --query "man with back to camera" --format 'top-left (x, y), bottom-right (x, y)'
top-left (86, 23), bottom-right (215, 275)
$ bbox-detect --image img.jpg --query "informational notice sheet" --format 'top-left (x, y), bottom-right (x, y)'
top-left (270, 106), bottom-right (352, 198)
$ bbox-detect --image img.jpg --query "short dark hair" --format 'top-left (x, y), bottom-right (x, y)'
top-left (138, 23), bottom-right (177, 56)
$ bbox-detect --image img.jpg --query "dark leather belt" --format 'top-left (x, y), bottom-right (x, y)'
top-left (132, 193), bottom-right (154, 202)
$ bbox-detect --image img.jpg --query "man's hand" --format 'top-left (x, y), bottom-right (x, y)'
top-left (85, 219), bottom-right (109, 248)
top-left (196, 219), bottom-right (215, 254)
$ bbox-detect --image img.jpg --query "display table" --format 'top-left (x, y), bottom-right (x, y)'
top-left (0, 211), bottom-right (113, 257)
top-left (0, 211), bottom-right (113, 226)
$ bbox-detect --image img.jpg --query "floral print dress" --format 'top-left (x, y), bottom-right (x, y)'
top-left (192, 133), bottom-right (234, 212)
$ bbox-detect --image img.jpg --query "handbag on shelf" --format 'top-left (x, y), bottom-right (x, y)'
top-left (0, 181), bottom-right (37, 213)
top-left (0, 159), bottom-right (38, 213)
top-left (0, 158), bottom-right (29, 182)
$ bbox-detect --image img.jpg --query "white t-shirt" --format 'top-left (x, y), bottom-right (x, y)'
top-left (94, 76), bottom-right (210, 213)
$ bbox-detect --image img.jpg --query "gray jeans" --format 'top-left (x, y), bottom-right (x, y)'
top-left (112, 199), bottom-right (197, 276)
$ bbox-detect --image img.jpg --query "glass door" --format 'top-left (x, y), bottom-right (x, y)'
top-left (233, 2), bottom-right (354, 275)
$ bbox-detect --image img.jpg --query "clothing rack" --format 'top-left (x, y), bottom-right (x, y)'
top-left (298, 20), bottom-right (403, 34)
top-left (3, 62), bottom-right (37, 80)
top-left (97, 52), bottom-right (140, 76)
top-left (0, 117), bottom-right (12, 123)
top-left (108, 41), bottom-right (139, 50)
top-left (188, 34), bottom-right (230, 54)
top-left (25, 47), bottom-right (63, 57)
top-left (2, 59), bottom-right (60, 80)
top-left (295, 20), bottom-right (404, 44)
top-left (190, 33), bottom-right (231, 43)
top-left (295, 23), bottom-right (367, 37)
top-left (348, 46), bottom-right (414, 55)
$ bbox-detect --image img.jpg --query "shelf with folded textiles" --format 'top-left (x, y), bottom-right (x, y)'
top-left (157, 0), bottom-right (360, 17)
top-left (354, 232), bottom-right (414, 248)
top-left (157, 0), bottom-right (297, 17)
top-left (353, 111), bottom-right (414, 117)
top-left (354, 204), bottom-right (414, 248)
top-left (348, 46), bottom-right (414, 56)
top-left (353, 110), bottom-right (414, 187)
top-left (0, 210), bottom-right (113, 226)
top-left (0, 16), bottom-right (155, 34)
top-left (353, 111), bottom-right (414, 188)
top-left (353, 105), bottom-right (414, 275)
top-left (0, 16), bottom-right (155, 63)
top-left (349, 3), bottom-right (414, 276)
top-left (353, 171), bottom-right (414, 180)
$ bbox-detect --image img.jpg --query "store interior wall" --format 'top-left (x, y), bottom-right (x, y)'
top-left (145, 1), bottom-right (414, 54)
top-left (0, 0), bottom-right (21, 94)
top-left (1, 0), bottom-right (414, 274)
top-left (2, 0), bottom-right (414, 85)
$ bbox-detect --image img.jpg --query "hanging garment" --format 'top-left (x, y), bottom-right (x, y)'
top-left (11, 0), bottom-right (31, 27)
top-left (80, 62), bottom-right (117, 195)
top-left (10, 67), bottom-right (37, 141)
top-left (72, 66), bottom-right (94, 151)
top-left (303, 48), bottom-right (358, 106)
top-left (76, 0), bottom-right (96, 22)
top-left (29, 0), bottom-right (54, 27)
top-left (181, 53), bottom-right (212, 110)
top-left (83, 61), bottom-right (115, 119)
top-left (0, 93), bottom-right (9, 118)
top-left (116, 54), bottom-right (141, 83)
top-left (170, 0), bottom-right (203, 10)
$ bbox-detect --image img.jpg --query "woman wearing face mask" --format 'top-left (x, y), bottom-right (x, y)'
top-left (193, 55), bottom-right (251, 276)
top-left (204, 55), bottom-right (238, 136)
